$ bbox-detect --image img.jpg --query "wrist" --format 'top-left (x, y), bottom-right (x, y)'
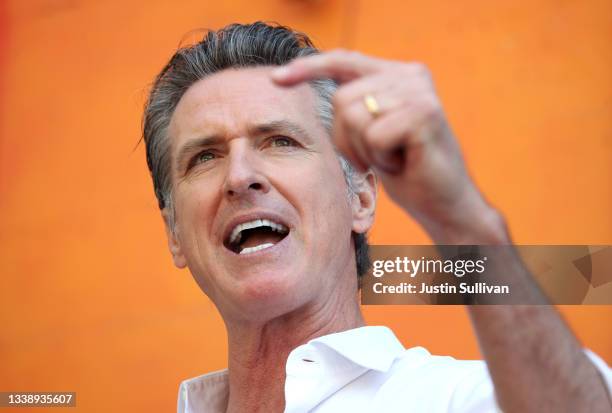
top-left (420, 191), bottom-right (509, 245)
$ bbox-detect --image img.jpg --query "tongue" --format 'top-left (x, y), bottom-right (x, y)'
top-left (241, 231), bottom-right (283, 249)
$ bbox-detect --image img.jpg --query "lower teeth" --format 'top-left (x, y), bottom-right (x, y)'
top-left (239, 243), bottom-right (275, 255)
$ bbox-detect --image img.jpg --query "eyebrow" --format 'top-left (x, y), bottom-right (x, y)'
top-left (249, 120), bottom-right (314, 144)
top-left (174, 119), bottom-right (314, 172)
top-left (175, 135), bottom-right (224, 172)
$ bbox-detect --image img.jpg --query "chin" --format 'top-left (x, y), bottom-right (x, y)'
top-left (229, 271), bottom-right (311, 322)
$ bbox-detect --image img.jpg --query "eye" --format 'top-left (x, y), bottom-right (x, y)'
top-left (269, 136), bottom-right (296, 148)
top-left (189, 151), bottom-right (216, 169)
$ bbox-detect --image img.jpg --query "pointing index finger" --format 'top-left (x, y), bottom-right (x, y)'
top-left (271, 49), bottom-right (381, 86)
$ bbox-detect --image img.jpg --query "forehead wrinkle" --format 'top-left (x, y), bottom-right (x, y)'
top-left (168, 67), bottom-right (324, 173)
top-left (174, 68), bottom-right (318, 128)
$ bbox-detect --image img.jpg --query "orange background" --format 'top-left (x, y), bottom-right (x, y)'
top-left (1, 0), bottom-right (611, 411)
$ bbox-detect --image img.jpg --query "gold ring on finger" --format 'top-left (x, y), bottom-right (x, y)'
top-left (363, 94), bottom-right (381, 118)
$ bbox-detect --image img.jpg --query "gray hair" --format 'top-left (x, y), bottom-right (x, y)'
top-left (142, 22), bottom-right (370, 278)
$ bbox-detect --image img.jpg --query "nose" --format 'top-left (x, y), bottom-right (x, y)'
top-left (223, 144), bottom-right (271, 198)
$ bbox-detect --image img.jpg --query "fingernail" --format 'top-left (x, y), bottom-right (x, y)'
top-left (272, 66), bottom-right (290, 80)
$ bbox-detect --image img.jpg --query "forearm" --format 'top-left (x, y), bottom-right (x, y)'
top-left (424, 202), bottom-right (611, 412)
top-left (470, 304), bottom-right (610, 412)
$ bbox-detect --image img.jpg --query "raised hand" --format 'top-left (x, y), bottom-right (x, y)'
top-left (272, 50), bottom-right (504, 244)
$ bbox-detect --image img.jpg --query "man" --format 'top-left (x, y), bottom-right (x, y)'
top-left (142, 22), bottom-right (611, 412)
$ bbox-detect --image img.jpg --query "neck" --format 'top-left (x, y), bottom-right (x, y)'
top-left (223, 283), bottom-right (364, 413)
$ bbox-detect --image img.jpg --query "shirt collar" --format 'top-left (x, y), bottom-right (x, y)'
top-left (177, 326), bottom-right (406, 413)
top-left (307, 325), bottom-right (405, 372)
top-left (282, 326), bottom-right (406, 412)
top-left (178, 369), bottom-right (228, 413)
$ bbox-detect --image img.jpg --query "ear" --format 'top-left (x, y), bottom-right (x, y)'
top-left (161, 208), bottom-right (187, 269)
top-left (351, 169), bottom-right (377, 234)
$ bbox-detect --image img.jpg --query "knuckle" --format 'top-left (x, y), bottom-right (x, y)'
top-left (408, 61), bottom-right (430, 77)
top-left (420, 101), bottom-right (443, 123)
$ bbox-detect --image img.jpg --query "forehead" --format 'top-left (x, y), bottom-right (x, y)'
top-left (168, 66), bottom-right (322, 143)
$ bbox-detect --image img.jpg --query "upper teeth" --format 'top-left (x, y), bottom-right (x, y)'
top-left (229, 219), bottom-right (288, 245)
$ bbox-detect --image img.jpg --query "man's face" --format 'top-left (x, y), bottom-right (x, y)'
top-left (165, 67), bottom-right (368, 321)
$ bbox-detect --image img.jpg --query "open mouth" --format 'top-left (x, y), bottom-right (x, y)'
top-left (224, 219), bottom-right (289, 255)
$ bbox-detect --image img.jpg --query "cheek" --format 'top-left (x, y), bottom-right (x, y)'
top-left (299, 160), bottom-right (353, 232)
top-left (173, 189), bottom-right (222, 295)
top-left (174, 185), bottom-right (218, 250)
top-left (318, 158), bottom-right (352, 211)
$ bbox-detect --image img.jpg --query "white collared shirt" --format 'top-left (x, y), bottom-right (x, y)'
top-left (177, 326), bottom-right (612, 413)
